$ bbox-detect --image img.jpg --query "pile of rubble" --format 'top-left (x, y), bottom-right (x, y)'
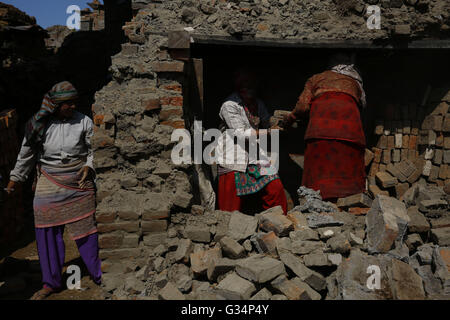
top-left (101, 185), bottom-right (449, 300)
top-left (124, 0), bottom-right (450, 41)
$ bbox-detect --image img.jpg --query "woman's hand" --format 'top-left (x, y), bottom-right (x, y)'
top-left (5, 180), bottom-right (18, 195)
top-left (77, 166), bottom-right (94, 189)
top-left (280, 112), bottom-right (296, 130)
top-left (270, 125), bottom-right (284, 132)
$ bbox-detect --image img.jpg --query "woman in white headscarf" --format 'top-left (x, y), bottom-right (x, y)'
top-left (282, 53), bottom-right (367, 201)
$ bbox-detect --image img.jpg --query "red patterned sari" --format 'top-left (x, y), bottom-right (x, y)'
top-left (302, 92), bottom-right (366, 200)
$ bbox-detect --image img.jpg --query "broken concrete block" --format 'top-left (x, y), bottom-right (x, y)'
top-left (275, 237), bottom-right (292, 255)
top-left (419, 199), bottom-right (448, 213)
top-left (250, 288), bottom-right (273, 300)
top-left (416, 265), bottom-right (444, 297)
top-left (168, 264), bottom-right (193, 293)
top-left (190, 247), bottom-right (222, 276)
top-left (207, 258), bottom-right (238, 282)
top-left (270, 275), bottom-right (311, 300)
top-left (216, 272), bottom-right (256, 300)
top-left (185, 225), bottom-right (211, 243)
top-left (337, 193), bottom-right (372, 209)
top-left (289, 228), bottom-right (319, 241)
top-left (395, 183), bottom-right (410, 199)
top-left (173, 238), bottom-right (193, 264)
top-left (375, 171), bottom-right (398, 188)
top-left (153, 256), bottom-right (166, 273)
top-left (302, 269), bottom-right (326, 292)
top-left (304, 253), bottom-right (331, 267)
top-left (219, 236), bottom-right (246, 259)
top-left (369, 184), bottom-right (389, 198)
top-left (251, 231), bottom-right (279, 256)
top-left (349, 232), bottom-right (364, 246)
top-left (236, 255), bottom-right (285, 283)
top-left (291, 277), bottom-right (322, 300)
top-left (259, 206), bottom-right (294, 236)
top-left (159, 282), bottom-right (185, 300)
top-left (278, 252), bottom-right (326, 291)
top-left (430, 227), bottom-right (450, 246)
top-left (389, 259), bottom-right (425, 300)
top-left (291, 240), bottom-right (325, 255)
top-left (286, 211), bottom-right (309, 230)
top-left (305, 212), bottom-right (344, 229)
top-left (327, 253), bottom-right (343, 266)
top-left (327, 233), bottom-right (352, 254)
top-left (400, 184), bottom-right (419, 206)
top-left (226, 212), bottom-right (258, 242)
top-left (406, 206), bottom-right (430, 233)
top-left (386, 241), bottom-right (410, 263)
top-left (366, 195), bottom-right (410, 254)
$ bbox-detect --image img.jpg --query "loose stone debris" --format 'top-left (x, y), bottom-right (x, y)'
top-left (99, 186), bottom-right (450, 300)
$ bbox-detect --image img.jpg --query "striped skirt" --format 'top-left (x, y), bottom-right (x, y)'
top-left (33, 161), bottom-right (97, 240)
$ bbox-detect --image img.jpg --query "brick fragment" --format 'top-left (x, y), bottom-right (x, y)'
top-left (270, 275), bottom-right (310, 300)
top-left (216, 273), bottom-right (256, 300)
top-left (259, 206), bottom-right (293, 236)
top-left (152, 61), bottom-right (184, 73)
top-left (375, 171), bottom-right (398, 188)
top-left (142, 98), bottom-right (161, 112)
top-left (337, 193), bottom-right (372, 209)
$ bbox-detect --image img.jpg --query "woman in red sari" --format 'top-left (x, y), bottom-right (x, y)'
top-left (282, 55), bottom-right (367, 201)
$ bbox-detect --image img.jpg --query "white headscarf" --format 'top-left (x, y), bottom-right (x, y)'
top-left (331, 64), bottom-right (367, 108)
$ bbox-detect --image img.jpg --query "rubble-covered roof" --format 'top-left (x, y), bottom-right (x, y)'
top-left (129, 0), bottom-right (450, 41)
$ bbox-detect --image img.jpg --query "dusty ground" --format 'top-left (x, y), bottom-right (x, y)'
top-left (0, 227), bottom-right (105, 300)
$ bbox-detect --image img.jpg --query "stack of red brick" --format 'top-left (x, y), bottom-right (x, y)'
top-left (367, 88), bottom-right (450, 199)
top-left (0, 109), bottom-right (24, 246)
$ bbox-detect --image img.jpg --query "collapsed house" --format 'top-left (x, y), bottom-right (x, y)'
top-left (0, 0), bottom-right (450, 299)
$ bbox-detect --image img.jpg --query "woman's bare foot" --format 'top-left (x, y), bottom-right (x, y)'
top-left (30, 287), bottom-right (54, 300)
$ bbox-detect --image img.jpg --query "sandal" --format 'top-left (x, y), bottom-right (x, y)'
top-left (30, 287), bottom-right (55, 300)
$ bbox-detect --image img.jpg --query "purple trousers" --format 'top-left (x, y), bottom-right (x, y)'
top-left (35, 226), bottom-right (102, 290)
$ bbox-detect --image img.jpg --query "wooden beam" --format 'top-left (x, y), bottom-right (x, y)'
top-left (190, 34), bottom-right (450, 49)
top-left (168, 30), bottom-right (191, 49)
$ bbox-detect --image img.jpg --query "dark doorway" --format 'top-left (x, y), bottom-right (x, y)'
top-left (191, 42), bottom-right (450, 206)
